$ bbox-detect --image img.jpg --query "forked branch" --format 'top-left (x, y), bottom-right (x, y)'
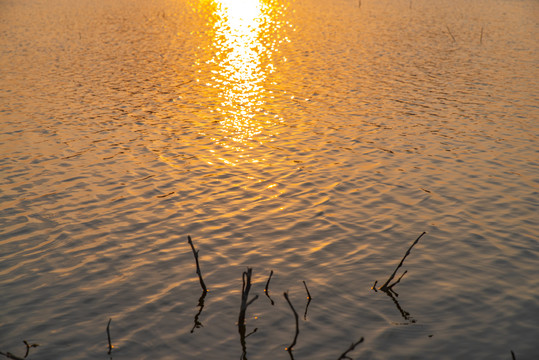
top-left (379, 232), bottom-right (426, 292)
top-left (337, 337), bottom-right (364, 360)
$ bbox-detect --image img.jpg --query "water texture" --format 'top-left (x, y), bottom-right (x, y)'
top-left (1, 0), bottom-right (538, 359)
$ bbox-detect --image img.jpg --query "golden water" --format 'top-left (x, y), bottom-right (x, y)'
top-left (1, 0), bottom-right (538, 358)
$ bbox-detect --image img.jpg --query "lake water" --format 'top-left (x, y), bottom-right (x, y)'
top-left (1, 0), bottom-right (538, 359)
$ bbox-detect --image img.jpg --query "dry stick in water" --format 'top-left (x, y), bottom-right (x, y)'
top-left (511, 350), bottom-right (516, 360)
top-left (379, 232), bottom-right (426, 291)
top-left (302, 280), bottom-right (312, 320)
top-left (106, 318), bottom-right (113, 355)
top-left (337, 337), bottom-right (364, 360)
top-left (187, 235), bottom-right (207, 292)
top-left (264, 270), bottom-right (275, 305)
top-left (238, 268), bottom-right (258, 360)
top-left (239, 268), bottom-right (258, 321)
top-left (446, 25), bottom-right (456, 43)
top-left (0, 340), bottom-right (39, 360)
top-left (0, 351), bottom-right (24, 360)
top-left (22, 341), bottom-right (38, 359)
top-left (283, 292), bottom-right (300, 353)
top-left (480, 26), bottom-right (484, 45)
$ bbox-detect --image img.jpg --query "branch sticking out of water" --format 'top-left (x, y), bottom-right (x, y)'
top-left (22, 342), bottom-right (38, 359)
top-left (0, 351), bottom-right (24, 360)
top-left (446, 25), bottom-right (456, 43)
top-left (264, 270), bottom-right (275, 305)
top-left (241, 268), bottom-right (258, 314)
top-left (187, 235), bottom-right (207, 292)
top-left (0, 340), bottom-right (39, 360)
top-left (511, 350), bottom-right (516, 360)
top-left (337, 337), bottom-right (364, 360)
top-left (480, 26), bottom-right (484, 45)
top-left (107, 318), bottom-right (113, 355)
top-left (283, 292), bottom-right (300, 354)
top-left (378, 232), bottom-right (426, 292)
top-left (239, 268), bottom-right (258, 360)
top-left (302, 281), bottom-right (312, 320)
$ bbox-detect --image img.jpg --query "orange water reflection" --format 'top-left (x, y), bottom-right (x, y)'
top-left (195, 0), bottom-right (292, 165)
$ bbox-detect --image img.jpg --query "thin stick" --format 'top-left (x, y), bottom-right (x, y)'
top-left (380, 232), bottom-right (426, 291)
top-left (0, 352), bottom-right (24, 360)
top-left (283, 292), bottom-right (299, 352)
top-left (302, 281), bottom-right (312, 320)
top-left (337, 337), bottom-right (364, 360)
top-left (302, 281), bottom-right (312, 300)
top-left (238, 268), bottom-right (257, 360)
top-left (22, 340), bottom-right (38, 358)
top-left (480, 26), bottom-right (484, 45)
top-left (388, 270), bottom-right (408, 289)
top-left (511, 350), bottom-right (516, 360)
top-left (23, 342), bottom-right (30, 359)
top-left (264, 270), bottom-right (274, 305)
top-left (446, 25), bottom-right (456, 43)
top-left (106, 318), bottom-right (113, 355)
top-left (239, 268), bottom-right (258, 326)
top-left (187, 235), bottom-right (207, 292)
top-left (246, 328), bottom-right (258, 338)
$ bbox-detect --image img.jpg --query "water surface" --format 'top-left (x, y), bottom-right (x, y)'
top-left (1, 0), bottom-right (538, 359)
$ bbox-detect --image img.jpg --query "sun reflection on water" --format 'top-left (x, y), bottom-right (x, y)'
top-left (196, 0), bottom-right (291, 165)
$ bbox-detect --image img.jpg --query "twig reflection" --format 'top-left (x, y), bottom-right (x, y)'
top-left (382, 288), bottom-right (416, 324)
top-left (191, 290), bottom-right (208, 333)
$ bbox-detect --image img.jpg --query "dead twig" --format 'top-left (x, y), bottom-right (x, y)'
top-left (107, 318), bottom-right (113, 355)
top-left (0, 340), bottom-right (39, 360)
top-left (337, 337), bottom-right (364, 360)
top-left (238, 268), bottom-right (258, 360)
top-left (0, 352), bottom-right (25, 360)
top-left (378, 232), bottom-right (426, 292)
top-left (302, 280), bottom-right (312, 320)
top-left (446, 25), bottom-right (456, 43)
top-left (22, 342), bottom-right (38, 359)
top-left (284, 292), bottom-right (300, 353)
top-left (480, 26), bottom-right (484, 45)
top-left (187, 235), bottom-right (208, 292)
top-left (264, 270), bottom-right (275, 305)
